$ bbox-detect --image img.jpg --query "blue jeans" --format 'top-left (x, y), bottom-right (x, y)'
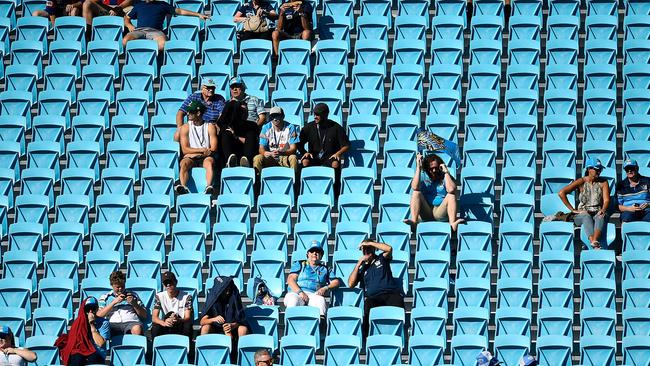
top-left (620, 208), bottom-right (650, 223)
top-left (574, 212), bottom-right (605, 242)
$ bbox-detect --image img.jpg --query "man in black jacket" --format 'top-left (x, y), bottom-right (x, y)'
top-left (297, 103), bottom-right (350, 170)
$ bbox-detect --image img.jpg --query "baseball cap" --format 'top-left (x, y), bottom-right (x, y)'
top-left (201, 78), bottom-right (216, 88)
top-left (229, 76), bottom-right (246, 87)
top-left (624, 159), bottom-right (639, 169)
top-left (186, 101), bottom-right (206, 113)
top-left (307, 244), bottom-right (324, 255)
top-left (162, 271), bottom-right (178, 285)
top-left (477, 350), bottom-right (500, 366)
top-left (269, 106), bottom-right (284, 119)
top-left (0, 326), bottom-right (11, 337)
top-left (84, 297), bottom-right (99, 311)
top-left (519, 353), bottom-right (537, 366)
top-left (585, 158), bottom-right (604, 171)
top-left (313, 103), bottom-right (329, 116)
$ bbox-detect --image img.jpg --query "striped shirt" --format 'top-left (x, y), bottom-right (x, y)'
top-left (239, 94), bottom-right (266, 122)
top-left (617, 176), bottom-right (650, 207)
top-left (179, 92), bottom-right (226, 123)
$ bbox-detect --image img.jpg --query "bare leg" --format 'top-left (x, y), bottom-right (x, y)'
top-left (199, 324), bottom-right (212, 335)
top-left (32, 9), bottom-right (49, 17)
top-left (271, 30), bottom-right (281, 55)
top-left (153, 35), bottom-right (167, 53)
top-left (405, 191), bottom-right (433, 232)
top-left (203, 157), bottom-right (215, 187)
top-left (130, 324), bottom-right (144, 335)
top-left (444, 192), bottom-right (465, 231)
top-left (179, 158), bottom-right (193, 186)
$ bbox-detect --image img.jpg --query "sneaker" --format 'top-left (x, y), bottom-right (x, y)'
top-left (174, 184), bottom-right (189, 195)
top-left (204, 185), bottom-right (214, 195)
top-left (227, 154), bottom-right (237, 168)
top-left (240, 156), bottom-right (249, 167)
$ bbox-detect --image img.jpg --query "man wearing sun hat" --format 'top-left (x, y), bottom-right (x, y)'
top-left (617, 158), bottom-right (650, 222)
top-left (253, 106), bottom-right (300, 173)
top-left (285, 244), bottom-right (341, 316)
top-left (175, 79), bottom-right (227, 141)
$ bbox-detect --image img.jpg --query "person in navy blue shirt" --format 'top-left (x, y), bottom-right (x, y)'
top-left (33, 0), bottom-right (83, 21)
top-left (617, 159), bottom-right (650, 222)
top-left (348, 239), bottom-right (404, 337)
top-left (271, 0), bottom-right (313, 55)
top-left (123, 0), bottom-right (209, 52)
top-left (234, 0), bottom-right (277, 41)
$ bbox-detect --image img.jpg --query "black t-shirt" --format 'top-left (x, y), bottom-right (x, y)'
top-left (298, 119), bottom-right (350, 159)
top-left (358, 254), bottom-right (402, 298)
top-left (237, 1), bottom-right (274, 17)
top-left (280, 1), bottom-right (312, 35)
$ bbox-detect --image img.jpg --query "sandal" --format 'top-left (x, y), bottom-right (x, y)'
top-left (590, 241), bottom-right (601, 250)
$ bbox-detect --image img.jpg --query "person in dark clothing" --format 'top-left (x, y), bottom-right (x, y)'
top-left (271, 0), bottom-right (313, 55)
top-left (347, 239), bottom-right (405, 337)
top-left (33, 0), bottom-right (83, 21)
top-left (234, 0), bottom-right (277, 41)
top-left (298, 103), bottom-right (350, 169)
top-left (150, 272), bottom-right (194, 340)
top-left (199, 276), bottom-right (249, 362)
top-left (56, 297), bottom-right (110, 366)
top-left (217, 99), bottom-right (259, 168)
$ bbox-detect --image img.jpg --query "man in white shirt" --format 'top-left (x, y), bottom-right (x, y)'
top-left (252, 106), bottom-right (300, 172)
top-left (150, 272), bottom-right (194, 340)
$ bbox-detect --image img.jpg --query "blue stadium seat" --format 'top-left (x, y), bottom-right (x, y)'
top-left (435, 0), bottom-right (467, 22)
top-left (500, 194), bottom-right (535, 224)
top-left (463, 141), bottom-right (497, 171)
top-left (324, 334), bottom-right (361, 366)
top-left (37, 90), bottom-right (71, 128)
top-left (454, 277), bottom-right (491, 309)
top-left (354, 39), bottom-right (387, 74)
top-left (345, 130), bottom-right (379, 172)
top-left (580, 250), bottom-right (615, 281)
top-left (471, 15), bottom-right (503, 41)
top-left (77, 90), bottom-right (111, 128)
top-left (535, 335), bottom-right (572, 366)
top-left (497, 250), bottom-right (533, 280)
top-left (623, 335), bottom-right (650, 365)
top-left (497, 278), bottom-right (533, 311)
top-left (208, 250), bottom-right (245, 290)
top-left (220, 167), bottom-right (255, 206)
top-left (469, 39), bottom-right (501, 66)
top-left (547, 15), bottom-right (579, 42)
top-left (623, 308), bottom-right (650, 337)
top-left (0, 306), bottom-right (26, 345)
top-left (50, 40), bottom-right (82, 77)
top-left (37, 278), bottom-right (74, 320)
top-left (392, 40), bottom-right (426, 74)
top-left (359, 0), bottom-right (391, 23)
top-left (132, 222), bottom-right (167, 261)
top-left (457, 221), bottom-right (492, 252)
top-left (495, 307), bottom-right (531, 337)
top-left (428, 65), bottom-right (462, 100)
top-left (168, 250), bottom-right (203, 291)
top-left (624, 278), bottom-right (650, 309)
top-left (14, 195), bottom-right (50, 235)
top-left (250, 249), bottom-right (286, 284)
top-left (461, 166), bottom-right (495, 201)
top-left (581, 307), bottom-right (616, 337)
top-left (101, 168), bottom-right (135, 207)
top-left (580, 335), bottom-right (616, 366)
top-left (20, 168), bottom-right (55, 208)
top-left (506, 65), bottom-right (539, 92)
top-left (451, 335), bottom-right (488, 366)
top-left (365, 335), bottom-right (402, 366)
top-left (5, 65), bottom-right (38, 103)
top-left (588, 0), bottom-right (617, 15)
top-left (81, 65), bottom-right (115, 98)
top-left (54, 16), bottom-right (86, 53)
top-left (378, 194), bottom-right (410, 224)
top-left (168, 16), bottom-right (201, 50)
top-left (278, 39), bottom-right (311, 71)
top-left (215, 193), bottom-right (251, 235)
top-left (127, 250), bottom-right (162, 286)
top-left (111, 334), bottom-right (147, 366)
top-left (464, 114), bottom-right (498, 142)
top-left (280, 334), bottom-right (317, 366)
top-left (453, 306), bottom-right (489, 340)
top-left (115, 90), bottom-right (150, 127)
top-left (245, 305), bottom-right (279, 351)
top-left (0, 142), bottom-right (21, 182)
top-left (494, 335), bottom-right (530, 366)
top-left (0, 1), bottom-right (15, 30)
top-left (411, 277), bottom-right (448, 309)
top-left (369, 306), bottom-right (405, 346)
top-left (2, 250), bottom-right (38, 292)
top-left (237, 335), bottom-right (274, 366)
top-left (44, 249), bottom-right (80, 290)
top-left (585, 39), bottom-right (617, 65)
top-left (337, 193), bottom-right (373, 233)
top-left (121, 64), bottom-right (155, 103)
top-left (16, 16), bottom-right (48, 54)
top-left (150, 115), bottom-right (178, 142)
top-left (410, 306), bottom-right (446, 338)
top-left (315, 36), bottom-right (350, 63)
top-left (0, 116), bottom-right (26, 158)
top-left (254, 222), bottom-right (289, 260)
top-left (456, 250), bottom-right (491, 280)
top-left (125, 40), bottom-right (158, 75)
top-left (136, 194), bottom-right (171, 235)
top-left (274, 65), bottom-right (309, 102)
top-left (159, 65), bottom-right (193, 95)
top-left (505, 90), bottom-right (538, 117)
top-left (546, 40), bottom-right (579, 66)
top-left (498, 222), bottom-right (534, 252)
top-left (32, 115), bottom-right (66, 155)
top-left (49, 222), bottom-right (84, 262)
top-left (65, 142), bottom-right (101, 182)
top-left (501, 167), bottom-right (535, 195)
top-left (623, 250), bottom-right (650, 280)
top-left (314, 66), bottom-right (347, 102)
top-left (195, 334), bottom-right (232, 366)
top-left (171, 222), bottom-right (207, 259)
top-left (507, 39), bottom-right (540, 66)
top-left (90, 222), bottom-right (125, 262)
top-left (539, 250), bottom-right (573, 280)
top-left (86, 41), bottom-right (120, 78)
top-left (212, 222), bottom-right (248, 252)
top-left (85, 250), bottom-right (121, 280)
top-left (95, 194), bottom-right (130, 235)
top-left (394, 15), bottom-right (427, 41)
top-left (0, 91), bottom-right (33, 128)
top-left (80, 277), bottom-right (111, 303)
top-left (583, 114), bottom-right (617, 142)
top-left (25, 335), bottom-right (59, 365)
top-left (508, 15), bottom-right (541, 41)
top-left (581, 278), bottom-right (616, 310)
top-left (586, 15), bottom-right (618, 41)
top-left (624, 14), bottom-right (650, 40)
top-left (60, 168), bottom-right (95, 208)
top-left (204, 17), bottom-right (237, 53)
top-left (240, 39), bottom-right (272, 78)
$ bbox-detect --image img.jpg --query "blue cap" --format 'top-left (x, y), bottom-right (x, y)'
top-left (585, 158), bottom-right (604, 171)
top-left (477, 350), bottom-right (499, 366)
top-left (229, 76), bottom-right (246, 87)
top-left (0, 326), bottom-right (11, 337)
top-left (624, 159), bottom-right (639, 169)
top-left (519, 353), bottom-right (537, 366)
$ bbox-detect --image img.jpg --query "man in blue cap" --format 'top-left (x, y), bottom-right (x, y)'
top-left (617, 159), bottom-right (650, 222)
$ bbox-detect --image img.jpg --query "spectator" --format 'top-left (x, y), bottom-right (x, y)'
top-left (174, 79), bottom-right (226, 141)
top-left (254, 349), bottom-right (274, 366)
top-left (558, 158), bottom-right (610, 249)
top-left (253, 106), bottom-right (300, 173)
top-left (150, 272), bottom-right (193, 340)
top-left (285, 244), bottom-right (341, 316)
top-left (0, 326), bottom-right (37, 365)
top-left (405, 153), bottom-right (465, 232)
top-left (123, 0), bottom-right (208, 52)
top-left (617, 159), bottom-right (650, 222)
top-left (477, 350), bottom-right (500, 366)
top-left (33, 0), bottom-right (83, 21)
top-left (56, 297), bottom-right (110, 366)
top-left (234, 0), bottom-right (277, 41)
top-left (83, 0), bottom-right (134, 29)
top-left (97, 271), bottom-right (147, 337)
top-left (176, 101), bottom-right (218, 195)
top-left (271, 0), bottom-right (313, 55)
top-left (230, 76), bottom-right (267, 128)
top-left (347, 239), bottom-right (404, 337)
top-left (199, 276), bottom-right (249, 360)
top-left (217, 99), bottom-right (259, 168)
top-left (298, 103), bottom-right (350, 170)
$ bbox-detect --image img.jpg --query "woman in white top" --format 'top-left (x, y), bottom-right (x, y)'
top-left (0, 326), bottom-right (36, 366)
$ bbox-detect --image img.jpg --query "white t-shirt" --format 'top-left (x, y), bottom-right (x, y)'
top-left (153, 290), bottom-right (193, 317)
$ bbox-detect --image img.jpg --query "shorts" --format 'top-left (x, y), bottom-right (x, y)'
top-left (431, 200), bottom-right (449, 221)
top-left (109, 321), bottom-right (143, 335)
top-left (301, 154), bottom-right (338, 168)
top-left (182, 155), bottom-right (214, 166)
top-left (129, 27), bottom-right (166, 40)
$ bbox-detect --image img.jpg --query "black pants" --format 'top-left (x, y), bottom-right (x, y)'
top-left (150, 320), bottom-right (194, 339)
top-left (363, 291), bottom-right (405, 337)
top-left (220, 123), bottom-right (259, 166)
top-left (69, 352), bottom-right (104, 366)
top-left (238, 30), bottom-right (272, 41)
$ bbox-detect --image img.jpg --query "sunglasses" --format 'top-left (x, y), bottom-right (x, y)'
top-left (625, 168), bottom-right (637, 172)
top-left (163, 281), bottom-right (176, 287)
top-left (270, 114), bottom-right (282, 120)
top-left (230, 84), bottom-right (243, 89)
top-left (85, 305), bottom-right (98, 313)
